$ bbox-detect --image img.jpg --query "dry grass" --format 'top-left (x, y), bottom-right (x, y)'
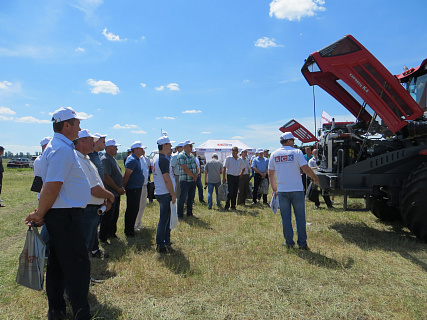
top-left (0, 168), bottom-right (426, 319)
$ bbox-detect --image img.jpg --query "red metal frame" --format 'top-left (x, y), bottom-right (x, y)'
top-left (280, 119), bottom-right (318, 143)
top-left (302, 35), bottom-right (424, 133)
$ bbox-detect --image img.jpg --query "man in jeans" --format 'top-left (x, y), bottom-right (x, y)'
top-left (268, 132), bottom-right (318, 250)
top-left (123, 141), bottom-right (145, 237)
top-left (204, 153), bottom-right (223, 209)
top-left (153, 135), bottom-right (176, 253)
top-left (177, 140), bottom-right (198, 218)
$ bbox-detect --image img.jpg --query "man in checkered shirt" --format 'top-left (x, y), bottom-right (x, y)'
top-left (177, 140), bottom-right (198, 218)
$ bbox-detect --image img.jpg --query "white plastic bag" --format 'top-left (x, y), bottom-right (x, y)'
top-left (16, 226), bottom-right (46, 291)
top-left (170, 201), bottom-right (178, 229)
top-left (270, 193), bottom-right (279, 214)
top-left (218, 183), bottom-right (228, 202)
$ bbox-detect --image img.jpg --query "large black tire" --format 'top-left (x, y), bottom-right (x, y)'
top-left (370, 196), bottom-right (401, 222)
top-left (401, 162), bottom-right (427, 242)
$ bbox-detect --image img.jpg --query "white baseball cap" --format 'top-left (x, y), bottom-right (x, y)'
top-left (40, 136), bottom-right (51, 146)
top-left (157, 136), bottom-right (175, 145)
top-left (182, 140), bottom-right (195, 146)
top-left (131, 141), bottom-right (147, 149)
top-left (51, 107), bottom-right (86, 123)
top-left (78, 129), bottom-right (98, 140)
top-left (212, 153), bottom-right (218, 158)
top-left (105, 139), bottom-right (121, 147)
top-left (280, 132), bottom-right (296, 140)
top-left (177, 142), bottom-right (185, 147)
top-left (256, 148), bottom-right (264, 153)
top-left (93, 133), bottom-right (107, 139)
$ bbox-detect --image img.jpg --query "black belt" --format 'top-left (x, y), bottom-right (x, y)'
top-left (87, 204), bottom-right (101, 207)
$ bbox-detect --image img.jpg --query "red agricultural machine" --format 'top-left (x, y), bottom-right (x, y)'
top-left (297, 35), bottom-right (427, 241)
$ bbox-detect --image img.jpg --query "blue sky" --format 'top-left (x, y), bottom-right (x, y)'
top-left (1, 0), bottom-right (427, 155)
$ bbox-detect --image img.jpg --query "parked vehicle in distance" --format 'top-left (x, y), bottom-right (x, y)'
top-left (7, 158), bottom-right (31, 168)
top-left (29, 155), bottom-right (38, 168)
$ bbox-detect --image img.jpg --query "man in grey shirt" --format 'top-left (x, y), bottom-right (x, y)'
top-left (204, 153), bottom-right (223, 209)
top-left (100, 139), bottom-right (125, 242)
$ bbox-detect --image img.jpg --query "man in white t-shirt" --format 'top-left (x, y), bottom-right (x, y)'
top-left (268, 132), bottom-right (318, 250)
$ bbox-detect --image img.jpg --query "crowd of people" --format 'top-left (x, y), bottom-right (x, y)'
top-left (20, 106), bottom-right (330, 319)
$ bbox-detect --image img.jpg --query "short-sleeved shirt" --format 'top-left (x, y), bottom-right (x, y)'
top-left (252, 157), bottom-right (269, 173)
top-left (241, 158), bottom-right (251, 175)
top-left (170, 153), bottom-right (180, 176)
top-left (125, 153), bottom-right (144, 189)
top-left (153, 153), bottom-right (171, 195)
top-left (101, 153), bottom-right (123, 197)
top-left (40, 132), bottom-right (91, 208)
top-left (140, 156), bottom-right (150, 186)
top-left (308, 157), bottom-right (317, 169)
top-left (76, 150), bottom-right (105, 205)
top-left (268, 146), bottom-right (307, 192)
top-left (205, 159), bottom-right (223, 183)
top-left (88, 151), bottom-right (104, 182)
top-left (177, 151), bottom-right (197, 182)
top-left (224, 156), bottom-right (244, 176)
top-left (304, 154), bottom-right (313, 162)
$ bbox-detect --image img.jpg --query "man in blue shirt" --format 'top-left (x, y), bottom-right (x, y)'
top-left (252, 148), bottom-right (269, 205)
top-left (26, 107), bottom-right (92, 320)
top-left (123, 141), bottom-right (145, 237)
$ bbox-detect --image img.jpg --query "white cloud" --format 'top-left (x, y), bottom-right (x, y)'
top-left (102, 28), bottom-right (126, 42)
top-left (182, 110), bottom-right (202, 114)
top-left (0, 106), bottom-right (16, 115)
top-left (155, 86), bottom-right (165, 91)
top-left (75, 47), bottom-right (85, 52)
top-left (15, 116), bottom-right (50, 124)
top-left (0, 81), bottom-right (12, 89)
top-left (140, 83), bottom-right (146, 88)
top-left (131, 130), bottom-right (147, 134)
top-left (113, 124), bottom-right (138, 129)
top-left (87, 79), bottom-right (120, 95)
top-left (71, 0), bottom-right (103, 17)
top-left (0, 115), bottom-right (13, 121)
top-left (166, 83), bottom-right (180, 91)
top-left (269, 0), bottom-right (326, 21)
top-left (243, 79), bottom-right (250, 83)
top-left (76, 112), bottom-right (93, 119)
top-left (156, 116), bottom-right (175, 120)
top-left (231, 136), bottom-right (245, 139)
top-left (254, 37), bottom-right (283, 48)
top-left (201, 132), bottom-right (211, 134)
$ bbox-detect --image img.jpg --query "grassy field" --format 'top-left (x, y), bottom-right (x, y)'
top-left (0, 167), bottom-right (426, 319)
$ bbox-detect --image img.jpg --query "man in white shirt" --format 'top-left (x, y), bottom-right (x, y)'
top-left (134, 144), bottom-right (150, 231)
top-left (237, 149), bottom-right (251, 205)
top-left (25, 107), bottom-right (92, 320)
top-left (222, 146), bottom-right (245, 210)
top-left (74, 129), bottom-right (115, 255)
top-left (268, 132), bottom-right (318, 250)
top-left (170, 142), bottom-right (184, 198)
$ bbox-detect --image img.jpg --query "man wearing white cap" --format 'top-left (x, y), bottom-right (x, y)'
top-left (177, 140), bottom-right (198, 218)
top-left (170, 142), bottom-right (184, 198)
top-left (134, 143), bottom-right (150, 231)
top-left (74, 129), bottom-right (115, 257)
top-left (88, 133), bottom-right (107, 182)
top-left (192, 149), bottom-right (205, 203)
top-left (25, 107), bottom-right (92, 320)
top-left (252, 148), bottom-right (269, 205)
top-left (31, 136), bottom-right (52, 254)
top-left (123, 141), bottom-right (145, 237)
top-left (153, 135), bottom-right (176, 252)
top-left (222, 146), bottom-right (245, 210)
top-left (268, 132), bottom-right (319, 250)
top-left (237, 149), bottom-right (251, 205)
top-left (204, 153), bottom-right (223, 209)
top-left (100, 139), bottom-right (125, 242)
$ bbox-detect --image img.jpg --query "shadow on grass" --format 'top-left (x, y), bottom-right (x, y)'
top-left (157, 248), bottom-right (191, 275)
top-left (295, 249), bottom-right (354, 270)
top-left (180, 215), bottom-right (213, 230)
top-left (88, 291), bottom-right (123, 320)
top-left (330, 222), bottom-right (427, 271)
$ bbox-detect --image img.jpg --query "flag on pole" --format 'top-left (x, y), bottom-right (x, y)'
top-left (321, 111), bottom-right (332, 124)
top-left (161, 129), bottom-right (168, 137)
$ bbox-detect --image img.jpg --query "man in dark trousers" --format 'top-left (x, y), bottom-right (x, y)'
top-left (25, 106), bottom-right (92, 320)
